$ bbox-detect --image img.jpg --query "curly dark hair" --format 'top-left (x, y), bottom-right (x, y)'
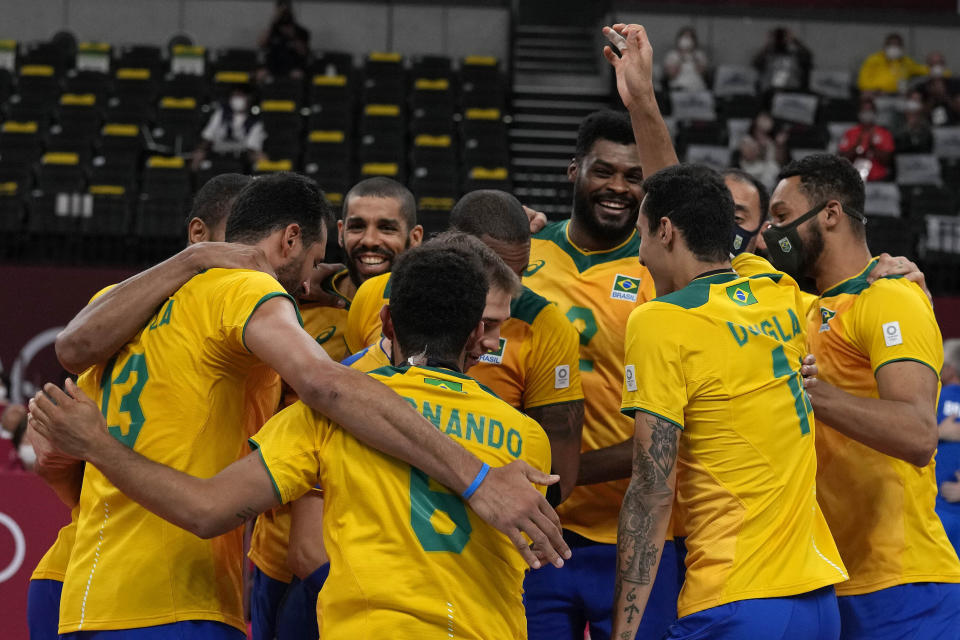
top-left (575, 110), bottom-right (635, 160)
top-left (389, 244), bottom-right (488, 362)
top-left (226, 172), bottom-right (333, 247)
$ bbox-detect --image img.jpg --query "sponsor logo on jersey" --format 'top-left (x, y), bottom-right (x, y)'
top-left (882, 320), bottom-right (903, 346)
top-left (523, 260), bottom-right (546, 277)
top-left (478, 338), bottom-right (507, 365)
top-left (611, 274), bottom-right (642, 301)
top-left (819, 307), bottom-right (836, 333)
top-left (315, 325), bottom-right (336, 344)
top-left (725, 282), bottom-right (757, 306)
top-left (554, 364), bottom-right (570, 389)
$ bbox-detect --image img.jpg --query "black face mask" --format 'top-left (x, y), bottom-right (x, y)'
top-left (730, 222), bottom-right (762, 257)
top-left (762, 201), bottom-right (866, 278)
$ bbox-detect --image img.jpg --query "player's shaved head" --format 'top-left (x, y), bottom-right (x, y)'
top-left (226, 172), bottom-right (333, 247)
top-left (343, 177), bottom-right (417, 230)
top-left (389, 245), bottom-right (488, 362)
top-left (185, 173), bottom-right (252, 242)
top-left (430, 230), bottom-right (521, 297)
top-left (450, 190), bottom-right (530, 244)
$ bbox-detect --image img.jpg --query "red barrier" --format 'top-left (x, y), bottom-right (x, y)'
top-left (0, 471), bottom-right (71, 640)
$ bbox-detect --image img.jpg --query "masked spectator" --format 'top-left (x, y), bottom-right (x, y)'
top-left (663, 27), bottom-right (709, 92)
top-left (191, 84), bottom-right (266, 171)
top-left (895, 90), bottom-right (933, 153)
top-left (753, 27), bottom-right (812, 93)
top-left (858, 33), bottom-right (928, 94)
top-left (838, 97), bottom-right (895, 182)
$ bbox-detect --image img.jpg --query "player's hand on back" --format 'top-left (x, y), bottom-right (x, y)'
top-left (466, 460), bottom-right (571, 570)
top-left (869, 253), bottom-right (932, 303)
top-left (602, 23), bottom-right (656, 112)
top-left (299, 262), bottom-right (348, 308)
top-left (28, 379), bottom-right (112, 462)
top-left (186, 242), bottom-right (277, 279)
top-left (800, 354), bottom-right (818, 393)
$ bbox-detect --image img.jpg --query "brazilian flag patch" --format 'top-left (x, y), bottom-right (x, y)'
top-left (478, 337), bottom-right (507, 365)
top-left (423, 377), bottom-right (464, 393)
top-left (819, 307), bottom-right (836, 333)
top-left (726, 282), bottom-right (757, 306)
top-left (611, 274), bottom-right (642, 301)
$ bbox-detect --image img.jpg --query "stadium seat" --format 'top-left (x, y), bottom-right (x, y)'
top-left (137, 155), bottom-right (191, 240)
top-left (99, 122), bottom-right (145, 168)
top-left (64, 69), bottom-right (112, 104)
top-left (895, 153), bottom-right (943, 187)
top-left (115, 44), bottom-right (164, 78)
top-left (304, 160), bottom-right (351, 205)
top-left (771, 92), bottom-right (819, 126)
top-left (0, 120), bottom-right (44, 164)
top-left (713, 66), bottom-right (760, 119)
top-left (669, 90), bottom-right (716, 122)
top-left (212, 48), bottom-right (259, 74)
top-left (85, 186), bottom-right (132, 238)
top-left (9, 64), bottom-right (62, 125)
top-left (89, 156), bottom-right (138, 195)
top-left (463, 165), bottom-right (511, 193)
top-left (212, 70), bottom-right (252, 101)
top-left (304, 129), bottom-right (351, 167)
top-left (49, 92), bottom-right (102, 163)
top-left (461, 56), bottom-right (504, 110)
top-left (37, 151), bottom-right (85, 193)
top-left (20, 41), bottom-right (72, 77)
top-left (110, 67), bottom-right (158, 124)
top-left (260, 76), bottom-right (304, 104)
top-left (161, 73), bottom-right (210, 104)
top-left (309, 51), bottom-right (354, 78)
top-left (411, 55), bottom-right (453, 81)
top-left (153, 96), bottom-right (203, 154)
top-left (169, 44), bottom-right (207, 77)
top-left (902, 184), bottom-right (956, 218)
top-left (259, 99), bottom-right (304, 163)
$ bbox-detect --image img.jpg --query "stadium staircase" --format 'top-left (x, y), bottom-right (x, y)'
top-left (510, 25), bottom-right (613, 220)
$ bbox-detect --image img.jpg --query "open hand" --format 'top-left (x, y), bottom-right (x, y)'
top-left (467, 460), bottom-right (571, 570)
top-left (602, 24), bottom-right (656, 112)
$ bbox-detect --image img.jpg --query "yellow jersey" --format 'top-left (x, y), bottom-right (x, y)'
top-left (60, 269), bottom-right (299, 633)
top-left (31, 293), bottom-right (111, 584)
top-left (251, 268), bottom-right (355, 583)
top-left (345, 272), bottom-right (390, 354)
top-left (622, 270), bottom-right (847, 617)
top-left (523, 220), bottom-right (655, 543)
top-left (345, 337), bottom-right (392, 371)
top-left (250, 364), bottom-right (551, 640)
top-left (808, 258), bottom-right (960, 596)
top-left (471, 287), bottom-right (584, 410)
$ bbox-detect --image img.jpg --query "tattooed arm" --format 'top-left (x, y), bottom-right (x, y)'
top-left (611, 412), bottom-right (681, 640)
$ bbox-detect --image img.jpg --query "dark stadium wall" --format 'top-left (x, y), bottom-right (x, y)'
top-left (2, 0), bottom-right (511, 63)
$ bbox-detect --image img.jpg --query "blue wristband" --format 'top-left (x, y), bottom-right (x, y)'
top-left (461, 462), bottom-right (490, 500)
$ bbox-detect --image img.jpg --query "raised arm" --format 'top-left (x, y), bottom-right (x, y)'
top-left (244, 297), bottom-right (570, 569)
top-left (56, 243), bottom-right (275, 373)
top-left (807, 360), bottom-right (938, 467)
top-left (602, 24), bottom-right (679, 177)
top-left (527, 400), bottom-right (583, 504)
top-left (28, 380), bottom-right (280, 538)
top-left (611, 412), bottom-right (680, 639)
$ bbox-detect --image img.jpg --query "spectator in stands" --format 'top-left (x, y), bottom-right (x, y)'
top-left (663, 27), bottom-right (709, 92)
top-left (736, 111), bottom-right (788, 182)
top-left (191, 84), bottom-right (266, 171)
top-left (838, 97), bottom-right (895, 182)
top-left (935, 339), bottom-right (960, 551)
top-left (926, 51), bottom-right (953, 81)
top-left (258, 0), bottom-right (310, 81)
top-left (753, 27), bottom-right (812, 93)
top-left (894, 90), bottom-right (933, 153)
top-left (923, 76), bottom-right (960, 126)
top-left (858, 33), bottom-right (927, 94)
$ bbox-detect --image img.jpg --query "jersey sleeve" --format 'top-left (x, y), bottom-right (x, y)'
top-left (851, 278), bottom-right (943, 378)
top-left (620, 305), bottom-right (687, 429)
top-left (249, 401), bottom-right (335, 504)
top-left (522, 304), bottom-right (584, 409)
top-left (217, 270), bottom-right (301, 355)
top-left (520, 415), bottom-right (552, 495)
top-left (345, 273), bottom-right (389, 354)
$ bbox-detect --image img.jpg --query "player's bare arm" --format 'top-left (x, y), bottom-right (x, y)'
top-left (576, 439), bottom-right (632, 485)
top-left (807, 360), bottom-right (939, 467)
top-left (206, 296), bottom-right (571, 569)
top-left (26, 423), bottom-right (84, 507)
top-left (602, 24), bottom-right (679, 177)
top-left (611, 412), bottom-right (680, 640)
top-left (526, 400), bottom-right (584, 503)
top-left (56, 242), bottom-right (275, 374)
top-left (28, 379), bottom-right (281, 538)
top-left (287, 490), bottom-right (328, 579)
